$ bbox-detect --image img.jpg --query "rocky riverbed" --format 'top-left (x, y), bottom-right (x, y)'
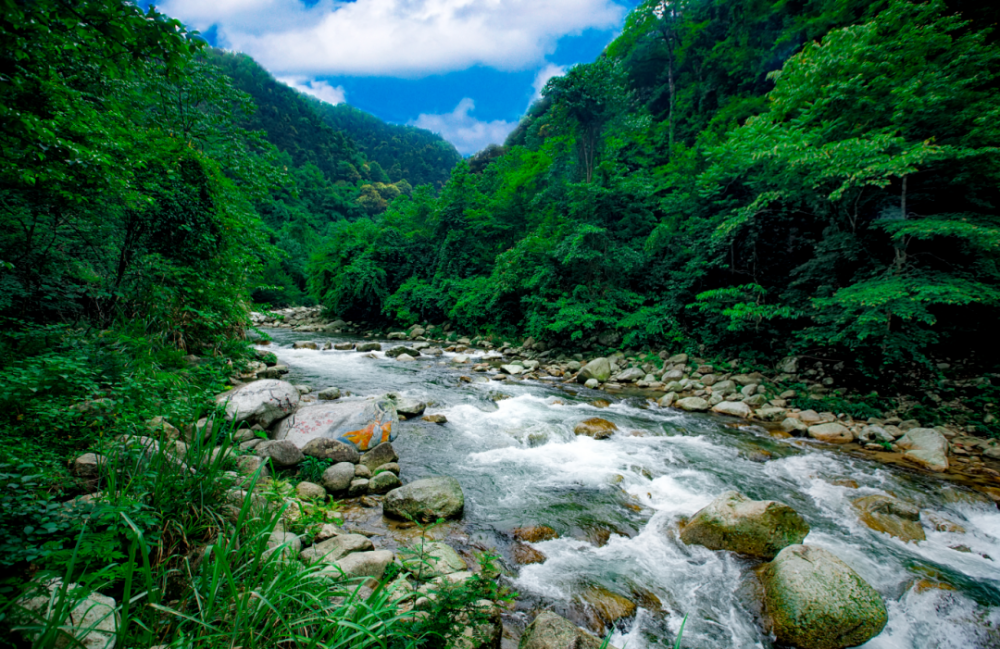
top-left (208, 322), bottom-right (1000, 649)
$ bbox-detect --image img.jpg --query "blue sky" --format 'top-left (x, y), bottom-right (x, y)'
top-left (150, 1), bottom-right (639, 154)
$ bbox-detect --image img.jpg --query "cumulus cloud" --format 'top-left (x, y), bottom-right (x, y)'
top-left (411, 98), bottom-right (516, 155)
top-left (530, 63), bottom-right (566, 103)
top-left (160, 0), bottom-right (625, 77)
top-left (278, 77), bottom-right (347, 105)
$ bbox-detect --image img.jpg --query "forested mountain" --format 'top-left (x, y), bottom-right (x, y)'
top-left (308, 0), bottom-right (1000, 397)
top-left (313, 102), bottom-right (463, 189)
top-left (205, 49), bottom-right (462, 306)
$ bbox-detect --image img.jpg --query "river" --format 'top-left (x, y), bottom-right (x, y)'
top-left (262, 328), bottom-right (1000, 649)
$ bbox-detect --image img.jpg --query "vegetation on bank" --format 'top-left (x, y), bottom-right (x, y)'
top-left (0, 2), bottom-right (499, 647)
top-left (306, 0), bottom-right (1000, 420)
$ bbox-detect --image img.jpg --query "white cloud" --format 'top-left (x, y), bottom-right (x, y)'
top-left (278, 77), bottom-right (347, 105)
top-left (411, 98), bottom-right (516, 155)
top-left (161, 0), bottom-right (625, 77)
top-left (530, 63), bottom-right (566, 104)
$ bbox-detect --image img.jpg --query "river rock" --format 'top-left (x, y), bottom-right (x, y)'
top-left (680, 491), bottom-right (809, 559)
top-left (265, 530), bottom-right (302, 561)
top-left (295, 481), bottom-right (326, 500)
top-left (386, 346), bottom-right (419, 358)
top-left (301, 438), bottom-right (360, 464)
top-left (501, 364), bottom-right (525, 375)
top-left (858, 425), bottom-right (894, 444)
top-left (574, 418), bottom-right (618, 440)
top-left (301, 533), bottom-right (374, 565)
top-left (317, 387), bottom-right (341, 400)
top-left (369, 470), bottom-right (402, 494)
top-left (896, 428), bottom-right (949, 471)
top-left (255, 440), bottom-right (304, 467)
top-left (423, 414), bottom-right (447, 424)
top-left (513, 543), bottom-right (546, 565)
top-left (577, 586), bottom-right (637, 634)
top-left (293, 341), bottom-right (318, 349)
top-left (615, 367), bottom-right (645, 383)
top-left (402, 540), bottom-right (467, 578)
top-left (759, 544), bottom-right (888, 649)
top-left (72, 453), bottom-right (104, 479)
top-left (853, 495), bottom-right (925, 542)
top-left (348, 478), bottom-right (369, 497)
top-left (391, 396), bottom-right (426, 416)
top-left (519, 610), bottom-right (614, 649)
top-left (383, 476), bottom-right (464, 523)
top-left (15, 579), bottom-right (119, 649)
top-left (356, 342), bottom-right (381, 352)
top-left (657, 392), bottom-right (676, 407)
top-left (321, 462), bottom-right (356, 493)
top-left (584, 378), bottom-right (600, 389)
top-left (711, 401), bottom-right (752, 418)
top-left (217, 379), bottom-right (300, 427)
top-left (360, 442), bottom-right (398, 471)
top-left (808, 422), bottom-right (853, 444)
top-left (781, 418), bottom-right (809, 435)
top-left (328, 550), bottom-right (395, 580)
top-left (396, 353), bottom-right (416, 362)
top-left (675, 396), bottom-right (710, 412)
top-left (578, 357), bottom-right (612, 384)
top-left (513, 525), bottom-right (559, 542)
top-left (272, 397), bottom-right (397, 451)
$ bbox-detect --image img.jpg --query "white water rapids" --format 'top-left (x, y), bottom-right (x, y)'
top-left (263, 329), bottom-right (1000, 648)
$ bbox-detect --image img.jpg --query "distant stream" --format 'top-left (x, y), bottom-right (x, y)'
top-left (262, 328), bottom-right (1000, 649)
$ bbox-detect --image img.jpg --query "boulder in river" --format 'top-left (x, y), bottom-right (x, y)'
top-left (807, 422), bottom-right (853, 444)
top-left (758, 544), bottom-right (888, 649)
top-left (369, 470), bottom-right (402, 494)
top-left (389, 395), bottom-right (426, 416)
top-left (675, 396), bottom-right (710, 412)
top-left (217, 379), bottom-right (299, 427)
top-left (577, 586), bottom-right (637, 634)
top-left (383, 476), bottom-right (464, 523)
top-left (273, 397), bottom-right (397, 451)
top-left (356, 342), bottom-right (381, 352)
top-left (519, 610), bottom-right (615, 649)
top-left (317, 387), bottom-right (341, 400)
top-left (578, 357), bottom-right (611, 384)
top-left (896, 427), bottom-right (949, 472)
top-left (301, 533), bottom-right (374, 565)
top-left (360, 442), bottom-right (398, 471)
top-left (711, 401), bottom-right (752, 418)
top-left (680, 490), bottom-right (810, 560)
top-left (853, 494), bottom-right (925, 543)
top-left (573, 417), bottom-right (618, 440)
top-left (321, 462), bottom-right (356, 493)
top-left (513, 526), bottom-right (559, 542)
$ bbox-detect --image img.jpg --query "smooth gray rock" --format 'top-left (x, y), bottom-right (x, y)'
top-left (272, 398), bottom-right (397, 452)
top-left (317, 387), bottom-right (341, 401)
top-left (266, 530), bottom-right (302, 560)
top-left (256, 440), bottom-right (304, 467)
top-left (519, 610), bottom-right (612, 649)
top-left (401, 541), bottom-right (466, 578)
top-left (295, 481), bottom-right (326, 500)
top-left (301, 438), bottom-right (360, 464)
top-left (301, 533), bottom-right (373, 565)
top-left (577, 357), bottom-right (612, 384)
top-left (15, 579), bottom-right (119, 649)
top-left (348, 478), bottom-right (369, 497)
top-left (391, 396), bottom-right (426, 416)
top-left (680, 491), bottom-right (809, 560)
top-left (328, 550), bottom-right (394, 580)
top-left (711, 401), bottom-right (752, 418)
top-left (383, 476), bottom-right (464, 523)
top-left (321, 462), bottom-right (357, 493)
top-left (896, 427), bottom-right (949, 471)
top-left (369, 471), bottom-right (402, 494)
top-left (216, 379), bottom-right (299, 427)
top-left (356, 342), bottom-right (381, 352)
top-left (360, 442), bottom-right (398, 471)
top-left (676, 397), bottom-right (710, 412)
top-left (615, 367), bottom-right (645, 383)
top-left (759, 544), bottom-right (888, 649)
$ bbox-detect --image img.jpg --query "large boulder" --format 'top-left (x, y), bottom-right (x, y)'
top-left (519, 611), bottom-right (615, 649)
top-left (401, 541), bottom-right (467, 578)
top-left (15, 579), bottom-right (118, 649)
top-left (896, 427), bottom-right (949, 471)
top-left (577, 358), bottom-right (612, 384)
top-left (573, 418), bottom-right (618, 440)
top-left (614, 367), bottom-right (645, 383)
top-left (680, 491), bottom-right (809, 560)
top-left (390, 395), bottom-right (426, 416)
top-left (369, 471), bottom-right (402, 494)
top-left (360, 442), bottom-right (398, 471)
top-left (217, 379), bottom-right (299, 427)
top-left (273, 397), bottom-right (398, 452)
top-left (852, 495), bottom-right (925, 543)
top-left (321, 462), bottom-right (357, 493)
top-left (384, 476), bottom-right (465, 523)
top-left (759, 544), bottom-right (888, 649)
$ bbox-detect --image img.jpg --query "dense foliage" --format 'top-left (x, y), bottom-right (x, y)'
top-left (209, 50), bottom-right (460, 307)
top-left (315, 102), bottom-right (463, 189)
top-left (309, 0), bottom-right (1000, 386)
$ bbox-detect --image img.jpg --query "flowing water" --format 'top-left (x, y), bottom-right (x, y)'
top-left (262, 329), bottom-right (1000, 648)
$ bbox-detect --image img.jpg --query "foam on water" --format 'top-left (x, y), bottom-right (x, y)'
top-left (262, 332), bottom-right (1000, 648)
